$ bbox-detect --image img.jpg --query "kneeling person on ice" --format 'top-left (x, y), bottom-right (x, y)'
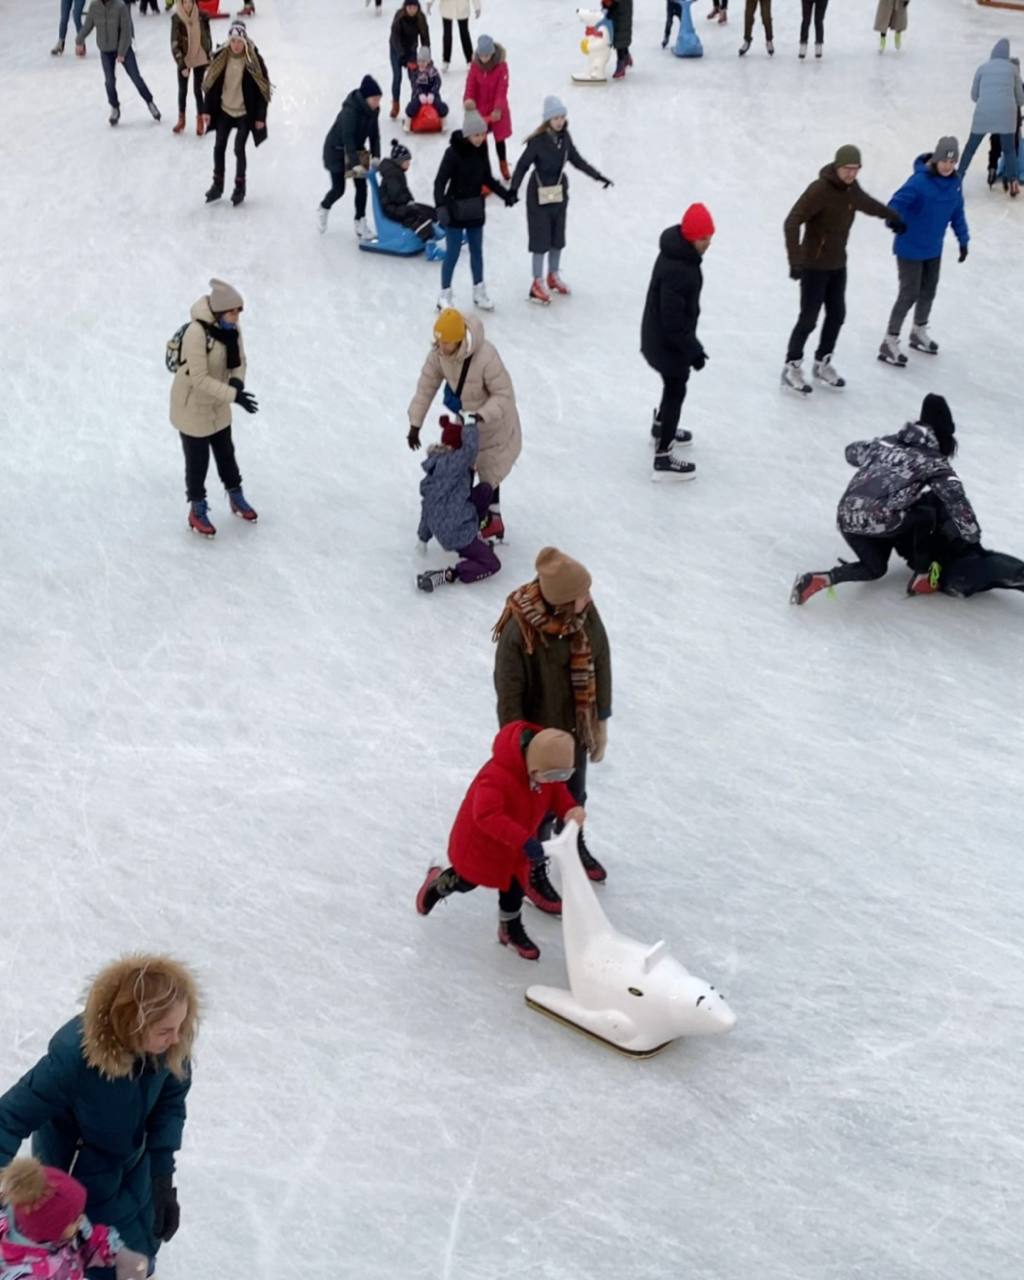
top-left (416, 725), bottom-right (585, 960)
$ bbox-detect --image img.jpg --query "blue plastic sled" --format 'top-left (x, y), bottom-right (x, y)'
top-left (673, 0), bottom-right (703, 57)
top-left (359, 170), bottom-right (448, 259)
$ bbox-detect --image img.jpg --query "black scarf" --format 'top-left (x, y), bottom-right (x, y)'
top-left (205, 323), bottom-right (241, 369)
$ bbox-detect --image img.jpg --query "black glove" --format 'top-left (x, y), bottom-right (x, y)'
top-left (503, 190), bottom-right (518, 207)
top-left (228, 376), bottom-right (244, 391)
top-left (958, 243), bottom-right (968, 263)
top-left (234, 388), bottom-right (259, 414)
top-left (789, 266), bottom-right (802, 281)
top-left (407, 424), bottom-right (421, 451)
top-left (151, 1175), bottom-right (180, 1243)
top-left (886, 216), bottom-right (907, 235)
top-left (601, 177), bottom-right (614, 189)
top-left (690, 348), bottom-right (707, 372)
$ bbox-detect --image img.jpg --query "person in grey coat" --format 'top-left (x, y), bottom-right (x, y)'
top-left (509, 96), bottom-right (612, 305)
top-left (76, 0), bottom-right (159, 126)
top-left (415, 417), bottom-right (501, 592)
top-left (957, 38), bottom-right (1024, 193)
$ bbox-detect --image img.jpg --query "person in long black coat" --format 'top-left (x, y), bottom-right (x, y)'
top-left (640, 203), bottom-right (715, 477)
top-left (318, 76), bottom-right (383, 237)
top-left (509, 95), bottom-right (611, 304)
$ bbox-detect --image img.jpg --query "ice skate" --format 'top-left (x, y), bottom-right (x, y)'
top-left (498, 914), bottom-right (540, 961)
top-left (525, 858), bottom-right (562, 915)
top-left (815, 42), bottom-right (823, 57)
top-left (205, 176), bottom-right (223, 202)
top-left (894, 31), bottom-right (902, 51)
top-left (51, 39), bottom-right (65, 55)
top-left (172, 112), bottom-right (186, 134)
top-left (546, 272), bottom-right (570, 296)
top-left (577, 830), bottom-right (606, 883)
top-left (147, 100), bottom-right (161, 121)
top-left (529, 278), bottom-right (551, 306)
top-left (228, 487), bottom-right (257, 522)
top-left (766, 39), bottom-right (774, 55)
top-left (652, 449), bottom-right (696, 481)
top-left (472, 282), bottom-right (494, 311)
top-left (188, 500), bottom-right (216, 537)
top-left (417, 567), bottom-right (455, 593)
top-left (416, 864), bottom-right (459, 914)
top-left (317, 205), bottom-right (328, 233)
top-left (878, 34), bottom-right (886, 53)
top-left (230, 180), bottom-right (245, 207)
top-left (354, 216), bottom-right (371, 240)
top-left (906, 570), bottom-right (940, 596)
top-left (717, 9), bottom-right (727, 22)
top-left (790, 571), bottom-right (831, 605)
top-left (909, 325), bottom-right (938, 355)
top-left (738, 37), bottom-right (751, 55)
top-left (706, 5), bottom-right (718, 17)
top-left (436, 286), bottom-right (454, 311)
top-left (480, 511), bottom-right (505, 543)
top-left (236, 3), bottom-right (255, 13)
top-left (877, 334), bottom-right (907, 367)
top-left (651, 408), bottom-right (692, 447)
top-left (781, 360), bottom-right (812, 395)
top-left (389, 98), bottom-right (400, 119)
top-left (441, 60), bottom-right (450, 71)
top-left (813, 354), bottom-right (845, 389)
top-left (109, 106), bottom-right (120, 126)
top-left (799, 42), bottom-right (807, 58)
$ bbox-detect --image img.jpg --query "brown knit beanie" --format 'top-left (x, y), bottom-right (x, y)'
top-left (535, 547), bottom-right (591, 606)
top-left (208, 278), bottom-right (244, 313)
top-left (525, 729), bottom-right (575, 776)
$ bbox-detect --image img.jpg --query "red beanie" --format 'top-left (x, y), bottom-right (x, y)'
top-left (13, 1167), bottom-right (87, 1243)
top-left (680, 203), bottom-right (715, 242)
top-left (440, 415), bottom-right (463, 449)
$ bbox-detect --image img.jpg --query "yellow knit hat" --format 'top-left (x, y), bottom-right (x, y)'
top-left (434, 308), bottom-right (467, 345)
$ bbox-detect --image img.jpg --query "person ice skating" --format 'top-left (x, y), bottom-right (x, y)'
top-left (878, 138), bottom-right (968, 367)
top-left (169, 278), bottom-right (259, 536)
top-left (0, 956), bottom-right (199, 1263)
top-left (433, 103), bottom-right (514, 311)
top-left (640, 203), bottom-right (714, 479)
top-left (389, 0), bottom-right (431, 120)
top-left (52, 0), bottom-right (86, 55)
top-left (509, 96), bottom-right (612, 305)
top-left (415, 412), bottom-right (501, 592)
top-left (427, 0), bottom-right (479, 71)
top-left (201, 21), bottom-right (270, 207)
top-left (76, 0), bottom-right (160, 126)
top-left (170, 0), bottom-right (211, 136)
top-left (492, 547), bottom-right (611, 911)
top-left (957, 39), bottom-right (1023, 196)
top-left (874, 0), bottom-right (908, 53)
top-left (379, 139), bottom-right (439, 240)
top-left (739, 0), bottom-right (772, 56)
top-left (791, 394), bottom-right (983, 604)
top-left (139, 0), bottom-right (159, 12)
top-left (0, 1159), bottom-right (149, 1280)
top-left (799, 0), bottom-right (827, 59)
top-left (606, 0), bottom-right (633, 77)
top-left (985, 59), bottom-right (1021, 191)
top-left (705, 1), bottom-right (728, 27)
top-left (416, 725), bottom-right (585, 959)
top-left (782, 145), bottom-right (904, 394)
top-left (408, 307), bottom-right (521, 540)
top-left (406, 45), bottom-right (448, 125)
top-left (464, 34), bottom-right (512, 178)
top-left (318, 76), bottom-right (382, 237)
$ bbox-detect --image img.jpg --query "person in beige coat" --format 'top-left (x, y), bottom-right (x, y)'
top-left (874, 0), bottom-right (908, 52)
top-left (407, 307), bottom-right (521, 541)
top-left (169, 277), bottom-right (259, 537)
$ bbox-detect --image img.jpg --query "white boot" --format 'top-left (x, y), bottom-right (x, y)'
top-left (815, 42), bottom-right (823, 57)
top-left (436, 286), bottom-right (454, 311)
top-left (813, 354), bottom-right (846, 388)
top-left (780, 360), bottom-right (812, 395)
top-left (910, 324), bottom-right (939, 354)
top-left (473, 282), bottom-right (494, 311)
top-left (799, 42), bottom-right (807, 58)
top-left (354, 217), bottom-right (371, 240)
top-left (877, 333), bottom-right (907, 367)
top-left (317, 206), bottom-right (329, 234)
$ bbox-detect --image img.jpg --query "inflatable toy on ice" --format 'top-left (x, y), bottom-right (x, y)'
top-left (673, 0), bottom-right (703, 58)
top-left (573, 6), bottom-right (614, 83)
top-left (525, 824), bottom-right (736, 1057)
top-left (359, 170), bottom-right (446, 259)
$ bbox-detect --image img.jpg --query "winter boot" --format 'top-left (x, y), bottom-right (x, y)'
top-left (651, 407), bottom-right (693, 447)
top-left (436, 286), bottom-right (454, 311)
top-left (909, 325), bottom-right (938, 354)
top-left (390, 98), bottom-right (400, 119)
top-left (577, 829), bottom-right (607, 882)
top-left (813, 354), bottom-right (846, 389)
top-left (228, 487), bottom-right (258, 521)
top-left (612, 52), bottom-right (626, 78)
top-left (815, 42), bottom-right (823, 57)
top-left (416, 865), bottom-right (459, 915)
top-left (231, 180), bottom-right (245, 206)
top-left (546, 272), bottom-right (570, 295)
top-left (109, 106), bottom-right (120, 126)
top-left (472, 282), bottom-right (494, 311)
top-left (652, 449), bottom-right (696, 480)
top-left (718, 9), bottom-right (727, 22)
top-left (738, 37), bottom-right (751, 55)
top-left (147, 100), bottom-right (161, 121)
top-left (907, 563), bottom-right (942, 596)
top-left (172, 113), bottom-right (186, 134)
top-left (196, 114), bottom-right (206, 136)
top-left (417, 567), bottom-right (455, 593)
top-left (480, 511), bottom-right (505, 543)
top-left (498, 913), bottom-right (540, 960)
top-left (525, 858), bottom-right (562, 915)
top-left (317, 205), bottom-right (329, 233)
top-left (799, 42), bottom-right (807, 58)
top-left (51, 39), bottom-right (65, 55)
top-left (529, 278), bottom-right (551, 306)
top-left (790, 571), bottom-right (832, 605)
top-left (354, 216), bottom-right (371, 240)
top-left (205, 174), bottom-right (224, 202)
top-left (877, 333), bottom-right (907, 367)
top-left (188, 500), bottom-right (216, 537)
top-left (781, 360), bottom-right (812, 394)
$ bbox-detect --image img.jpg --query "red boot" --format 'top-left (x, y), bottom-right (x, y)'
top-left (907, 565), bottom-right (942, 596)
top-left (172, 113), bottom-right (186, 134)
top-left (790, 572), bottom-right (831, 605)
top-left (498, 914), bottom-right (540, 960)
top-left (529, 277), bottom-right (551, 305)
top-left (479, 511), bottom-right (505, 542)
top-left (546, 272), bottom-right (570, 296)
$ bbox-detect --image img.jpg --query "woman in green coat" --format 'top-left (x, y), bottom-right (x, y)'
top-left (0, 955), bottom-right (199, 1263)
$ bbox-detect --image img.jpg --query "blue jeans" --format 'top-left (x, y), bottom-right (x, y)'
top-left (59, 0), bottom-right (86, 40)
top-left (100, 48), bottom-right (153, 107)
top-left (959, 130), bottom-right (1018, 182)
top-left (389, 47), bottom-right (407, 101)
top-left (441, 224), bottom-right (483, 288)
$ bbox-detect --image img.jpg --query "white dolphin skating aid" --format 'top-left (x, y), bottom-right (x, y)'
top-left (525, 823), bottom-right (736, 1057)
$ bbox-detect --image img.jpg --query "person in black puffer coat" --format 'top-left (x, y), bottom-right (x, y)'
top-left (389, 0), bottom-right (430, 118)
top-left (433, 102), bottom-right (513, 311)
top-left (379, 138), bottom-right (438, 239)
top-left (319, 75), bottom-right (382, 238)
top-left (510, 94), bottom-right (611, 304)
top-left (640, 203), bottom-right (715, 478)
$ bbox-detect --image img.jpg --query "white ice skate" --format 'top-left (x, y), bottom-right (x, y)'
top-left (436, 286), bottom-right (454, 311)
top-left (877, 333), bottom-right (907, 367)
top-left (472, 282), bottom-right (494, 311)
top-left (781, 360), bottom-right (812, 395)
top-left (813, 354), bottom-right (846, 389)
top-left (909, 324), bottom-right (939, 355)
top-left (316, 206), bottom-right (328, 234)
top-left (525, 824), bottom-right (736, 1057)
top-left (354, 217), bottom-right (372, 241)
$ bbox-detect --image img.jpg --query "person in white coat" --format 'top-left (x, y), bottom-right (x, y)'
top-left (427, 0), bottom-right (480, 71)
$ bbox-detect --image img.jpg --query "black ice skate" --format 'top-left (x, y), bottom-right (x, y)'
top-left (417, 567), bottom-right (455, 593)
top-left (652, 450), bottom-right (696, 480)
top-left (525, 857), bottom-right (562, 915)
top-left (205, 173), bottom-right (224, 203)
top-left (651, 408), bottom-right (692, 447)
top-left (577, 829), bottom-right (607, 882)
top-left (416, 865), bottom-right (459, 915)
top-left (498, 913), bottom-right (540, 960)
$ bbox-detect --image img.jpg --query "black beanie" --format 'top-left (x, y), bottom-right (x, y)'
top-left (920, 393), bottom-right (956, 455)
top-left (360, 75), bottom-right (382, 99)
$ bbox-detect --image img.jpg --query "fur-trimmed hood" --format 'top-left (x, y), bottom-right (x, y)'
top-left (471, 40), bottom-right (506, 70)
top-left (82, 955), bottom-right (200, 1081)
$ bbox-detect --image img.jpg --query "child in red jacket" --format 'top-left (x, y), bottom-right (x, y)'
top-left (416, 724), bottom-right (585, 958)
top-left (464, 34), bottom-right (511, 179)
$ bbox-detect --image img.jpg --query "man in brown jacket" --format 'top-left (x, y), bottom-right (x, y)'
top-left (493, 547), bottom-right (612, 913)
top-left (781, 144), bottom-right (903, 394)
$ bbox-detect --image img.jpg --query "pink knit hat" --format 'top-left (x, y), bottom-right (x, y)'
top-left (8, 1165), bottom-right (87, 1243)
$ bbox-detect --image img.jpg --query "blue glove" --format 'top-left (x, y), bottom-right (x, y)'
top-left (443, 383), bottom-right (462, 414)
top-left (523, 838), bottom-right (546, 863)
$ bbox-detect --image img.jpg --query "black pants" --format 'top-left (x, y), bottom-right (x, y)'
top-left (213, 114), bottom-right (251, 184)
top-left (800, 0), bottom-right (828, 43)
top-left (321, 169), bottom-right (368, 218)
top-left (139, 0), bottom-right (158, 11)
top-left (100, 48), bottom-right (152, 108)
top-left (656, 370), bottom-right (690, 451)
top-left (442, 17), bottom-right (473, 63)
top-left (180, 427), bottom-right (242, 502)
top-left (395, 201), bottom-right (437, 239)
top-left (830, 502), bottom-right (941, 583)
top-left (446, 873), bottom-right (525, 916)
top-left (786, 267), bottom-right (846, 363)
top-left (177, 66), bottom-right (204, 115)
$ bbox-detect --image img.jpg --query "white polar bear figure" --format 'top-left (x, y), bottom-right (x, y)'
top-left (526, 823), bottom-right (737, 1057)
top-left (573, 7), bottom-right (613, 83)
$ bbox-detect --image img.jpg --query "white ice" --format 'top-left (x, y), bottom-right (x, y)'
top-left (1, 0), bottom-right (1023, 1277)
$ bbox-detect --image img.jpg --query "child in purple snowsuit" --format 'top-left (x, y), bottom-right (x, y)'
top-left (416, 416), bottom-right (500, 591)
top-left (407, 45), bottom-right (448, 120)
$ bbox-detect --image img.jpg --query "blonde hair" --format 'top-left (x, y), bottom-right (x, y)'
top-left (85, 954), bottom-right (200, 1079)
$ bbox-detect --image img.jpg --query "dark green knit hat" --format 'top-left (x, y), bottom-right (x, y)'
top-left (834, 144), bottom-right (862, 168)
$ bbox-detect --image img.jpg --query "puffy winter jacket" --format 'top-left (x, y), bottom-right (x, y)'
top-left (447, 721), bottom-right (576, 890)
top-left (785, 164), bottom-right (895, 272)
top-left (888, 154), bottom-right (969, 260)
top-left (417, 421), bottom-right (481, 550)
top-left (433, 131), bottom-right (509, 227)
top-left (169, 295), bottom-right (246, 438)
top-left (970, 39), bottom-right (1024, 136)
top-left (436, 0), bottom-right (478, 19)
top-left (607, 0), bottom-right (633, 48)
top-left (0, 1209), bottom-right (120, 1280)
top-left (836, 423), bottom-right (981, 541)
top-left (378, 156), bottom-right (416, 220)
top-left (640, 225), bottom-right (705, 376)
top-left (464, 44), bottom-right (511, 141)
top-left (409, 62), bottom-right (443, 103)
top-left (390, 6), bottom-right (430, 60)
top-left (77, 0), bottom-right (132, 55)
top-left (323, 89), bottom-right (381, 172)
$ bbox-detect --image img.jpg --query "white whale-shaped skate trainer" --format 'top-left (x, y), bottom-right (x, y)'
top-left (525, 823), bottom-right (736, 1057)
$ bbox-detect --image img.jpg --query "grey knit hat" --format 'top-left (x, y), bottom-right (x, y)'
top-left (476, 33), bottom-right (495, 57)
top-left (933, 135), bottom-right (960, 163)
top-left (462, 104), bottom-right (487, 136)
top-left (416, 45), bottom-right (431, 62)
top-left (208, 278), bottom-right (244, 313)
top-left (542, 95), bottom-right (567, 123)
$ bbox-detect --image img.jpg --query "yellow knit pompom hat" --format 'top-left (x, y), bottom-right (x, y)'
top-left (434, 308), bottom-right (467, 345)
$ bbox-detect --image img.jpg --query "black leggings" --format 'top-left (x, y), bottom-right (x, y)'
top-left (442, 16), bottom-right (473, 63)
top-left (180, 427), bottom-right (242, 503)
top-left (800, 0), bottom-right (828, 43)
top-left (213, 114), bottom-right (251, 182)
top-left (321, 169), bottom-right (368, 218)
top-left (447, 873), bottom-right (524, 916)
top-left (177, 66), bottom-right (204, 115)
top-left (656, 371), bottom-right (690, 452)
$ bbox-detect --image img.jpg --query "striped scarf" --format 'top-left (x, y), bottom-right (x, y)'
top-left (492, 579), bottom-right (598, 753)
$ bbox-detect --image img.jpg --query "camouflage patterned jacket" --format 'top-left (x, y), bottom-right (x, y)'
top-left (836, 423), bottom-right (981, 541)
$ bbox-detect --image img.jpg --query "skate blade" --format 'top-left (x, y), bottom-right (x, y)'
top-left (876, 354), bottom-right (907, 367)
top-left (651, 469), bottom-right (696, 482)
top-left (524, 994), bottom-right (672, 1059)
top-left (781, 383), bottom-right (813, 395)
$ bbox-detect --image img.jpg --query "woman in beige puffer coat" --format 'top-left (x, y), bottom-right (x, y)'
top-left (407, 308), bottom-right (521, 541)
top-left (169, 277), bottom-right (259, 537)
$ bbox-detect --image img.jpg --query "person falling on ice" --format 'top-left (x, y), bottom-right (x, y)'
top-left (0, 1158), bottom-right (148, 1280)
top-left (416, 726), bottom-right (586, 960)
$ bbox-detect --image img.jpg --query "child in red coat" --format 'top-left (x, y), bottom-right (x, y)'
top-left (416, 723), bottom-right (585, 958)
top-left (464, 34), bottom-right (511, 179)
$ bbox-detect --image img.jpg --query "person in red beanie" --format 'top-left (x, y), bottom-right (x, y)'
top-left (0, 1157), bottom-right (147, 1280)
top-left (640, 202), bottom-right (714, 478)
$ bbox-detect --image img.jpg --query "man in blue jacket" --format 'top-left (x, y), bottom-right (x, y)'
top-left (878, 136), bottom-right (969, 366)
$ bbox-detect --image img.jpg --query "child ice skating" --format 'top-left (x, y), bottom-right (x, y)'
top-left (201, 21), bottom-right (270, 207)
top-left (415, 725), bottom-right (586, 960)
top-left (319, 76), bottom-right (382, 238)
top-left (379, 139), bottom-right (438, 239)
top-left (76, 0), bottom-right (160, 126)
top-left (874, 0), bottom-right (908, 53)
top-left (464, 34), bottom-right (512, 178)
top-left (170, 0), bottom-right (211, 136)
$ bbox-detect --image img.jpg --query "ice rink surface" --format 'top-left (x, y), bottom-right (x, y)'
top-left (1, 0), bottom-right (1023, 1276)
